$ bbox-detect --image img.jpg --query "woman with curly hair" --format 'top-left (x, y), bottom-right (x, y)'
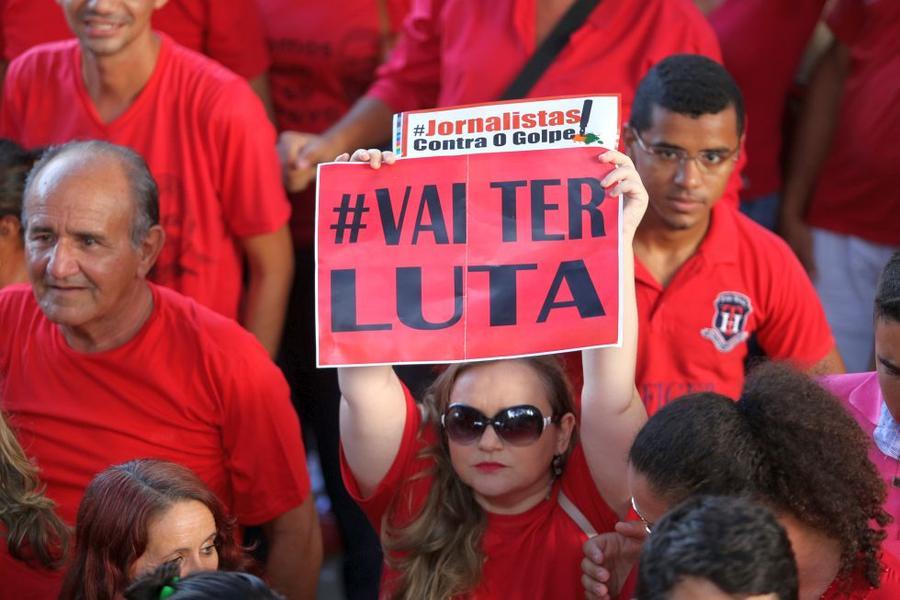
top-left (336, 148), bottom-right (649, 599)
top-left (584, 362), bottom-right (900, 599)
top-left (0, 410), bottom-right (68, 587)
top-left (59, 459), bottom-right (253, 600)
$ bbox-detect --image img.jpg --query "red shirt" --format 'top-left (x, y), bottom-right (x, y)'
top-left (821, 549), bottom-right (900, 599)
top-left (805, 0), bottom-right (900, 246)
top-left (708, 0), bottom-right (826, 200)
top-left (256, 0), bottom-right (410, 245)
top-left (0, 0), bottom-right (270, 79)
top-left (0, 283), bottom-right (310, 598)
top-left (636, 204), bottom-right (834, 414)
top-left (341, 384), bottom-right (618, 599)
top-left (822, 372), bottom-right (900, 558)
top-left (0, 36), bottom-right (290, 320)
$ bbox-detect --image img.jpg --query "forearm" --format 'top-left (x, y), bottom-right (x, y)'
top-left (781, 41), bottom-right (850, 221)
top-left (320, 96), bottom-right (396, 156)
top-left (248, 71), bottom-right (277, 125)
top-left (264, 501), bottom-right (322, 600)
top-left (241, 229), bottom-right (294, 357)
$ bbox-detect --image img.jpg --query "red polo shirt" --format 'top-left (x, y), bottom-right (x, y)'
top-left (636, 204), bottom-right (834, 414)
top-left (805, 0), bottom-right (900, 246)
top-left (0, 0), bottom-right (269, 79)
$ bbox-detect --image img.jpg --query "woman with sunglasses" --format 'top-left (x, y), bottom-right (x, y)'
top-left (584, 363), bottom-right (900, 600)
top-left (336, 147), bottom-right (649, 599)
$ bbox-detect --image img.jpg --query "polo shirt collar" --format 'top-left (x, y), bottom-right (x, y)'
top-left (694, 203), bottom-right (740, 266)
top-left (874, 402), bottom-right (900, 460)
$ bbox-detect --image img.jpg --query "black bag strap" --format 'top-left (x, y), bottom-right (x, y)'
top-left (500, 0), bottom-right (601, 100)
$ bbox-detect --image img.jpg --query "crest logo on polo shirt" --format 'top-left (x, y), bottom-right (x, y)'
top-left (701, 292), bottom-right (753, 353)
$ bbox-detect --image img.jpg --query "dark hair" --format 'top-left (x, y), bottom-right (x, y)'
top-left (59, 459), bottom-right (252, 600)
top-left (636, 495), bottom-right (799, 600)
top-left (0, 139), bottom-right (42, 229)
top-left (875, 252), bottom-right (900, 323)
top-left (630, 362), bottom-right (890, 588)
top-left (629, 54), bottom-right (745, 137)
top-left (23, 140), bottom-right (159, 246)
top-left (125, 562), bottom-right (283, 600)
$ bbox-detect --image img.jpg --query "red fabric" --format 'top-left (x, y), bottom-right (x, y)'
top-left (708, 0), bottom-right (826, 200)
top-left (0, 37), bottom-right (290, 320)
top-left (367, 0), bottom-right (741, 209)
top-left (0, 283), bottom-right (310, 598)
top-left (805, 0), bottom-right (900, 246)
top-left (340, 384), bottom-right (619, 599)
top-left (257, 0), bottom-right (410, 245)
top-left (821, 549), bottom-right (900, 599)
top-left (0, 0), bottom-right (270, 78)
top-left (634, 205), bottom-right (834, 414)
top-left (822, 372), bottom-right (900, 558)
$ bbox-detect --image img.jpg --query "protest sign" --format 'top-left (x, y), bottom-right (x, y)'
top-left (316, 146), bottom-right (622, 366)
top-left (393, 95), bottom-right (619, 158)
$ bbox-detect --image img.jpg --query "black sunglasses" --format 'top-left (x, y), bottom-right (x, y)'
top-left (441, 403), bottom-right (557, 446)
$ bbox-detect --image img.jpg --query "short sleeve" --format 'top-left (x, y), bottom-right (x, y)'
top-left (340, 382), bottom-right (432, 533)
top-left (826, 0), bottom-right (866, 46)
top-left (365, 0), bottom-right (443, 113)
top-left (205, 0), bottom-right (271, 79)
top-left (219, 337), bottom-right (310, 525)
top-left (756, 239), bottom-right (835, 368)
top-left (207, 80), bottom-right (290, 239)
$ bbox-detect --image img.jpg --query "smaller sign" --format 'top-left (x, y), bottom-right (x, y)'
top-left (393, 95), bottom-right (620, 158)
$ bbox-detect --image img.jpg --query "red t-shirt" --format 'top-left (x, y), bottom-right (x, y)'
top-left (0, 0), bottom-right (270, 79)
top-left (0, 36), bottom-right (290, 320)
top-left (708, 0), bottom-right (826, 200)
top-left (635, 204), bottom-right (834, 414)
top-left (257, 0), bottom-right (410, 245)
top-left (340, 384), bottom-right (619, 599)
top-left (805, 0), bottom-right (900, 246)
top-left (0, 283), bottom-right (310, 597)
top-left (821, 549), bottom-right (900, 599)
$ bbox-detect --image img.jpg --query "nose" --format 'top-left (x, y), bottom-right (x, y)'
top-left (673, 156), bottom-right (703, 189)
top-left (477, 423), bottom-right (504, 451)
top-left (46, 239), bottom-right (80, 280)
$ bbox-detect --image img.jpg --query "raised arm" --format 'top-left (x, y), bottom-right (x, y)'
top-left (580, 150), bottom-right (648, 519)
top-left (335, 149), bottom-right (409, 497)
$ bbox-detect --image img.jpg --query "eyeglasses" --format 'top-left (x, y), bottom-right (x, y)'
top-left (631, 496), bottom-right (654, 534)
top-left (441, 403), bottom-right (557, 446)
top-left (631, 128), bottom-right (738, 174)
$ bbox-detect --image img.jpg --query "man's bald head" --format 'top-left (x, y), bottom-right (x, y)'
top-left (24, 141), bottom-right (159, 247)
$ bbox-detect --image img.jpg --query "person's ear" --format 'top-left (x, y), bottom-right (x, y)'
top-left (136, 225), bottom-right (166, 278)
top-left (0, 215), bottom-right (22, 238)
top-left (555, 412), bottom-right (577, 455)
top-left (622, 127), bottom-right (637, 160)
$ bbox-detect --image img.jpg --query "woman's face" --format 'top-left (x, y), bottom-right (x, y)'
top-left (627, 464), bottom-right (673, 531)
top-left (130, 499), bottom-right (219, 579)
top-left (875, 317), bottom-right (900, 420)
top-left (446, 360), bottom-right (575, 514)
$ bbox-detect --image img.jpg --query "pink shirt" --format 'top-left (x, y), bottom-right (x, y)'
top-left (822, 372), bottom-right (900, 557)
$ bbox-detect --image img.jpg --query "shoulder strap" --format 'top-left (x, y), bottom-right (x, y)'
top-left (500, 0), bottom-right (602, 100)
top-left (559, 490), bottom-right (598, 537)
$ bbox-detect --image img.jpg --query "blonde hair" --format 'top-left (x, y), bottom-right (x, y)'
top-left (0, 412), bottom-right (69, 568)
top-left (383, 357), bottom-right (577, 600)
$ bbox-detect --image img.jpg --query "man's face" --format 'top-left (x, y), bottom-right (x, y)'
top-left (57, 0), bottom-right (166, 57)
top-left (24, 153), bottom-right (149, 334)
top-left (626, 104), bottom-right (740, 233)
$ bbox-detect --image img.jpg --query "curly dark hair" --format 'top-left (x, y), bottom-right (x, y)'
top-left (628, 54), bottom-right (745, 136)
top-left (875, 251), bottom-right (900, 323)
top-left (636, 495), bottom-right (798, 600)
top-left (630, 362), bottom-right (890, 588)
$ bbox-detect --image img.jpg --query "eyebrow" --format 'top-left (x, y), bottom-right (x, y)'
top-left (650, 141), bottom-right (734, 153)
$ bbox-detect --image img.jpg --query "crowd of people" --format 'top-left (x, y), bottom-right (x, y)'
top-left (0, 1), bottom-right (898, 599)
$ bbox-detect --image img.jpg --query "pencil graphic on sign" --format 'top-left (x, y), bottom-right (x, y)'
top-left (573, 99), bottom-right (602, 145)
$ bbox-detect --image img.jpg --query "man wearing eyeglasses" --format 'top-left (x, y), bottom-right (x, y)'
top-left (624, 54), bottom-right (843, 415)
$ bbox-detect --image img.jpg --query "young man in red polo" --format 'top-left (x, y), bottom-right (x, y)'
top-left (624, 54), bottom-right (843, 414)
